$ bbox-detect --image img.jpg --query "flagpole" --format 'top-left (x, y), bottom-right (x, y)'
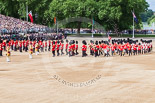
top-left (133, 9), bottom-right (135, 38)
top-left (92, 23), bottom-right (93, 38)
top-left (92, 18), bottom-right (94, 38)
top-left (26, 5), bottom-right (28, 22)
top-left (57, 20), bottom-right (58, 35)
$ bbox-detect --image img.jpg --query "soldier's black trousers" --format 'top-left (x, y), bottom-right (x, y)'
top-left (25, 46), bottom-right (28, 52)
top-left (11, 45), bottom-right (13, 50)
top-left (120, 51), bottom-right (123, 56)
top-left (0, 50), bottom-right (2, 56)
top-left (48, 46), bottom-right (51, 51)
top-left (19, 47), bottom-right (22, 52)
top-left (111, 51), bottom-right (114, 56)
top-left (52, 51), bottom-right (55, 57)
top-left (3, 46), bottom-right (6, 51)
top-left (95, 51), bottom-right (98, 57)
top-left (66, 49), bottom-right (68, 55)
top-left (133, 50), bottom-right (137, 55)
top-left (57, 50), bottom-right (59, 56)
top-left (82, 51), bottom-right (87, 57)
top-left (75, 49), bottom-right (78, 55)
top-left (61, 49), bottom-right (64, 55)
top-left (128, 50), bottom-right (132, 56)
top-left (33, 48), bottom-right (35, 53)
top-left (138, 50), bottom-right (141, 54)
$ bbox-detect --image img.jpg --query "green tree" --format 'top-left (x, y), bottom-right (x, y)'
top-left (147, 15), bottom-right (155, 25)
top-left (98, 0), bottom-right (148, 36)
top-left (140, 9), bottom-right (154, 22)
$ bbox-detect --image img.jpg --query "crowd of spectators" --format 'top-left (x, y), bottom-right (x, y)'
top-left (0, 14), bottom-right (50, 34)
top-left (0, 14), bottom-right (64, 40)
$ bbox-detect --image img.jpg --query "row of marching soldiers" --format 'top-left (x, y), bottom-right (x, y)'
top-left (0, 39), bottom-right (80, 62)
top-left (83, 38), bottom-right (153, 57)
top-left (0, 38), bottom-right (153, 62)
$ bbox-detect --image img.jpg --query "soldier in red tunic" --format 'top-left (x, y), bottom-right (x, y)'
top-left (138, 43), bottom-right (142, 54)
top-left (48, 40), bottom-right (51, 51)
top-left (94, 41), bottom-right (99, 57)
top-left (2, 40), bottom-right (6, 51)
top-left (68, 41), bottom-right (73, 57)
top-left (65, 40), bottom-right (69, 55)
top-left (52, 41), bottom-right (56, 57)
top-left (0, 40), bottom-right (3, 56)
top-left (60, 40), bottom-right (64, 55)
top-left (75, 41), bottom-right (79, 55)
top-left (82, 40), bottom-right (87, 57)
top-left (45, 40), bottom-right (47, 52)
top-left (133, 42), bottom-right (137, 55)
top-left (99, 41), bottom-right (103, 56)
top-left (32, 40), bottom-right (36, 53)
top-left (56, 40), bottom-right (60, 56)
top-left (14, 40), bottom-right (18, 51)
top-left (111, 42), bottom-right (115, 56)
top-left (127, 42), bottom-right (132, 56)
top-left (72, 40), bottom-right (75, 56)
top-left (19, 40), bottom-right (22, 52)
top-left (89, 40), bottom-right (94, 56)
top-left (25, 40), bottom-right (29, 52)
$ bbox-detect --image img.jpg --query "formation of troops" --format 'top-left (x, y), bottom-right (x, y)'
top-left (0, 38), bottom-right (153, 62)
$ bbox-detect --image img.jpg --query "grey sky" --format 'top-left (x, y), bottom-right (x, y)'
top-left (146, 0), bottom-right (155, 11)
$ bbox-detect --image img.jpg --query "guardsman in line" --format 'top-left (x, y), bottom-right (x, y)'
top-left (19, 40), bottom-right (22, 52)
top-left (82, 40), bottom-right (87, 57)
top-left (94, 41), bottom-right (99, 57)
top-left (3, 40), bottom-right (6, 51)
top-left (111, 42), bottom-right (115, 56)
top-left (68, 41), bottom-right (73, 57)
top-left (75, 41), bottom-right (79, 55)
top-left (25, 40), bottom-right (29, 52)
top-left (138, 43), bottom-right (142, 54)
top-left (6, 41), bottom-right (11, 62)
top-left (52, 41), bottom-right (56, 57)
top-left (14, 40), bottom-right (18, 51)
top-left (133, 42), bottom-right (137, 55)
top-left (72, 40), bottom-right (75, 56)
top-left (65, 40), bottom-right (69, 55)
top-left (22, 40), bottom-right (25, 51)
top-left (60, 40), bottom-right (64, 55)
top-left (127, 42), bottom-right (132, 56)
top-left (89, 40), bottom-right (94, 56)
top-left (48, 40), bottom-right (51, 51)
top-left (32, 40), bottom-right (36, 53)
top-left (57, 40), bottom-right (60, 56)
top-left (35, 42), bottom-right (39, 55)
top-left (123, 42), bottom-right (128, 56)
top-left (107, 42), bottom-right (111, 57)
top-left (45, 40), bottom-right (47, 52)
top-left (119, 43), bottom-right (123, 56)
top-left (103, 42), bottom-right (108, 57)
top-left (39, 40), bottom-right (43, 52)
top-left (29, 43), bottom-right (33, 59)
top-left (99, 41), bottom-right (103, 56)
top-left (0, 40), bottom-right (3, 56)
top-left (11, 39), bottom-right (14, 50)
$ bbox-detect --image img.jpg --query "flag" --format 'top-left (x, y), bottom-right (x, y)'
top-left (132, 11), bottom-right (138, 23)
top-left (91, 18), bottom-right (95, 25)
top-left (108, 35), bottom-right (111, 40)
top-left (28, 11), bottom-right (33, 23)
top-left (54, 17), bottom-right (57, 24)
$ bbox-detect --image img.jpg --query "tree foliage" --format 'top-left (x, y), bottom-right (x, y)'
top-left (140, 9), bottom-right (154, 22)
